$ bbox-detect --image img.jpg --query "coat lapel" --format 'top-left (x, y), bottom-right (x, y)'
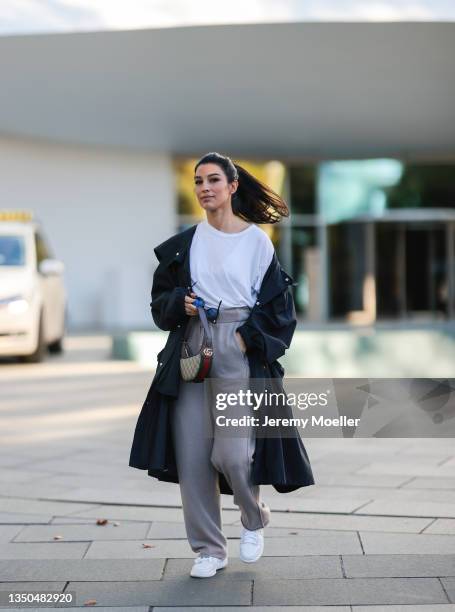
top-left (154, 224), bottom-right (197, 267)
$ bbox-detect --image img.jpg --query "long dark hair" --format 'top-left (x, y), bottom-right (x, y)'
top-left (194, 152), bottom-right (289, 224)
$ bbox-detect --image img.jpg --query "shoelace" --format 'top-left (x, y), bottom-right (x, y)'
top-left (242, 530), bottom-right (260, 545)
top-left (194, 555), bottom-right (217, 564)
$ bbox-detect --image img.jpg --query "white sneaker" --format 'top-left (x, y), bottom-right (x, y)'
top-left (190, 555), bottom-right (228, 578)
top-left (239, 527), bottom-right (264, 563)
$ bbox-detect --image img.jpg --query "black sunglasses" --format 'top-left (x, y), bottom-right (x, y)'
top-left (192, 296), bottom-right (222, 324)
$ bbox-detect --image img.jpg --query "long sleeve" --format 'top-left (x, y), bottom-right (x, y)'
top-left (150, 261), bottom-right (188, 331)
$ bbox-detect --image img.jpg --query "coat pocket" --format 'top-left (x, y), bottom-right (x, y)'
top-left (233, 329), bottom-right (247, 358)
top-left (154, 341), bottom-right (174, 379)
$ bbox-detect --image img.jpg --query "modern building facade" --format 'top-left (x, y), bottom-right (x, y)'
top-left (0, 22), bottom-right (454, 329)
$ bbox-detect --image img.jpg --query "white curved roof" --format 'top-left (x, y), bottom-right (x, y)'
top-left (0, 22), bottom-right (454, 158)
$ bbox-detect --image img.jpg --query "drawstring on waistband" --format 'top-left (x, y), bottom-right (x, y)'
top-left (208, 307), bottom-right (251, 324)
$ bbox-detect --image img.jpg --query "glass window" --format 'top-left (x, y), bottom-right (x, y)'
top-left (288, 166), bottom-right (317, 215)
top-left (405, 223), bottom-right (447, 317)
top-left (376, 223), bottom-right (403, 318)
top-left (0, 235), bottom-right (25, 266)
top-left (319, 159), bottom-right (403, 223)
top-left (328, 222), bottom-right (367, 318)
top-left (386, 165), bottom-right (455, 209)
top-left (291, 227), bottom-right (318, 317)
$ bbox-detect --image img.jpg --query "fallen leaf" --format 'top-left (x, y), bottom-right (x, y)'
top-left (289, 531), bottom-right (298, 535)
top-left (113, 522), bottom-right (120, 527)
top-left (96, 518), bottom-right (108, 526)
top-left (142, 543), bottom-right (155, 549)
top-left (84, 599), bottom-right (97, 606)
top-left (53, 535), bottom-right (63, 540)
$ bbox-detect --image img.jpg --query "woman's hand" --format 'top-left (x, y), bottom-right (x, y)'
top-left (184, 292), bottom-right (199, 316)
top-left (235, 331), bottom-right (247, 354)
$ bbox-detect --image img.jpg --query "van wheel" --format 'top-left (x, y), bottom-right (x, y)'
top-left (48, 338), bottom-right (63, 353)
top-left (22, 314), bottom-right (46, 363)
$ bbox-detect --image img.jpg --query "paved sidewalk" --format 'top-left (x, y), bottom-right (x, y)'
top-left (0, 335), bottom-right (455, 610)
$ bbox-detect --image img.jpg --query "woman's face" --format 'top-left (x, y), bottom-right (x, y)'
top-left (194, 163), bottom-right (237, 212)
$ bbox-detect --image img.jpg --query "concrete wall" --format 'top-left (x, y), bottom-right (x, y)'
top-left (0, 137), bottom-right (176, 329)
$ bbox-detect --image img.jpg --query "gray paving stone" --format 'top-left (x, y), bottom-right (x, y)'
top-left (285, 484), bottom-right (397, 499)
top-left (425, 519), bottom-right (455, 535)
top-left (442, 577), bottom-right (455, 603)
top-left (0, 512), bottom-right (52, 525)
top-left (86, 530), bottom-right (361, 558)
top-left (358, 455), bottom-right (449, 467)
top-left (70, 504), bottom-right (239, 524)
top-left (36, 486), bottom-right (371, 515)
top-left (0, 498), bottom-right (98, 516)
top-left (13, 522), bottom-right (150, 542)
top-left (360, 532), bottom-right (455, 554)
top-left (438, 457), bottom-right (455, 470)
top-left (26, 459), bottom-right (134, 477)
top-left (0, 542), bottom-right (88, 559)
top-left (313, 458), bottom-right (374, 472)
top-left (343, 554), bottom-right (455, 577)
top-left (145, 522), bottom-right (195, 539)
top-left (67, 578), bottom-right (252, 607)
top-left (84, 539), bottom-right (195, 559)
top-left (258, 532), bottom-right (362, 556)
top-left (0, 608), bottom-right (149, 612)
top-left (53, 488), bottom-right (238, 509)
top-left (164, 555), bottom-right (342, 580)
top-left (0, 559), bottom-right (164, 581)
top-left (0, 582), bottom-right (66, 607)
top-left (0, 583), bottom-right (66, 609)
top-left (0, 456), bottom-right (29, 468)
top-left (266, 496), bottom-right (371, 514)
top-left (315, 473), bottom-right (411, 487)
top-left (49, 517), bottom-right (99, 524)
top-left (390, 489), bottom-right (455, 504)
top-left (357, 462), bottom-right (455, 477)
top-left (353, 606), bottom-right (455, 611)
top-left (46, 487), bottom-right (182, 505)
top-left (0, 582), bottom-right (65, 591)
top-left (0, 526), bottom-right (25, 543)
top-left (398, 442), bottom-right (455, 456)
top-left (147, 522), bottom-right (342, 540)
top-left (405, 477), bottom-right (455, 490)
top-left (253, 577), bottom-right (448, 606)
top-left (69, 505), bottom-right (187, 522)
top-left (0, 468), bottom-right (54, 484)
top-left (265, 511), bottom-right (431, 533)
top-left (154, 608), bottom-right (350, 612)
top-left (0, 483), bottom-right (74, 500)
top-left (0, 447), bottom-right (81, 462)
top-left (40, 474), bottom-right (152, 490)
top-left (356, 499), bottom-right (455, 518)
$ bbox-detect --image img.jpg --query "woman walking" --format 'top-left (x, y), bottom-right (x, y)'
top-left (129, 152), bottom-right (314, 578)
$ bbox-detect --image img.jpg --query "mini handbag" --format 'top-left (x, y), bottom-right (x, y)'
top-left (180, 306), bottom-right (213, 383)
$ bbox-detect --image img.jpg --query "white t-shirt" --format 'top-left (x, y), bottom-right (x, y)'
top-left (189, 220), bottom-right (275, 309)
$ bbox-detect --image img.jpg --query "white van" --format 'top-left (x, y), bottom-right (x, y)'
top-left (0, 211), bottom-right (67, 362)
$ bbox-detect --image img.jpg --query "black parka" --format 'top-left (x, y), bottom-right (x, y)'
top-left (129, 224), bottom-right (315, 494)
